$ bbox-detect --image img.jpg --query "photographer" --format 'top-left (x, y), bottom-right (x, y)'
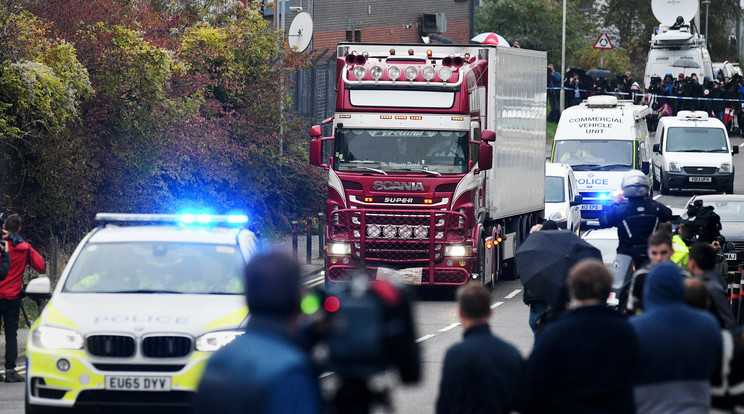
top-left (687, 200), bottom-right (722, 244)
top-left (0, 213), bottom-right (43, 382)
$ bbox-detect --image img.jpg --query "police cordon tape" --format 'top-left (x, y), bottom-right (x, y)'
top-left (547, 86), bottom-right (744, 103)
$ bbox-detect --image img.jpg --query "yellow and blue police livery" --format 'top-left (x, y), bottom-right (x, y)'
top-left (24, 213), bottom-right (260, 412)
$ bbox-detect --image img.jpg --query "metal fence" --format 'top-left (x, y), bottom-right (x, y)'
top-left (287, 50), bottom-right (337, 128)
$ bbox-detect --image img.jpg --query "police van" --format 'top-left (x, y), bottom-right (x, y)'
top-left (653, 111), bottom-right (738, 194)
top-left (551, 96), bottom-right (651, 220)
top-left (24, 213), bottom-right (260, 412)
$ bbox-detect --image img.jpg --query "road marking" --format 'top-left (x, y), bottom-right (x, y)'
top-left (438, 323), bottom-right (460, 332)
top-left (653, 194), bottom-right (662, 200)
top-left (490, 301), bottom-right (504, 309)
top-left (305, 276), bottom-right (324, 287)
top-left (416, 334), bottom-right (435, 343)
top-left (505, 289), bottom-right (522, 299)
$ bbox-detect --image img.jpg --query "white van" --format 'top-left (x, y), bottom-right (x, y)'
top-left (643, 24), bottom-right (713, 90)
top-left (551, 96), bottom-right (651, 220)
top-left (545, 162), bottom-right (582, 234)
top-left (653, 111), bottom-right (739, 194)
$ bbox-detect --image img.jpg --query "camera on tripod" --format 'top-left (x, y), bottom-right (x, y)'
top-left (304, 270), bottom-right (421, 413)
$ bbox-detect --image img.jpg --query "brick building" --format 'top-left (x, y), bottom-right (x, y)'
top-left (260, 0), bottom-right (474, 54)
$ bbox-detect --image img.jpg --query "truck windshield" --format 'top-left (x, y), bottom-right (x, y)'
top-left (666, 127), bottom-right (728, 153)
top-left (335, 129), bottom-right (468, 174)
top-left (545, 176), bottom-right (565, 203)
top-left (553, 140), bottom-right (633, 171)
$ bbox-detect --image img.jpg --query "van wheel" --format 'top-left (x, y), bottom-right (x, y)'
top-left (652, 169), bottom-right (660, 191)
top-left (726, 182), bottom-right (735, 194)
top-left (660, 172), bottom-right (670, 195)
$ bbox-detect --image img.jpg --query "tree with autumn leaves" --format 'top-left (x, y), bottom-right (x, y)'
top-left (0, 0), bottom-right (323, 246)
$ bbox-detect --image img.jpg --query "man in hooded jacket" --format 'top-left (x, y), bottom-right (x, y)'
top-left (630, 262), bottom-right (722, 413)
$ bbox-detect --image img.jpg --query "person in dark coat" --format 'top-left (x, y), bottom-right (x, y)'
top-left (192, 252), bottom-right (322, 414)
top-left (525, 259), bottom-right (638, 414)
top-left (436, 282), bottom-right (525, 414)
top-left (687, 242), bottom-right (737, 329)
top-left (630, 262), bottom-right (722, 413)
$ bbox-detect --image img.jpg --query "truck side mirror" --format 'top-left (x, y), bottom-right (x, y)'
top-left (652, 143), bottom-right (660, 153)
top-left (481, 130), bottom-right (495, 142)
top-left (310, 139), bottom-right (323, 167)
top-left (733, 145), bottom-right (739, 155)
top-left (477, 143), bottom-right (493, 171)
top-left (570, 194), bottom-right (583, 206)
top-left (641, 161), bottom-right (650, 174)
top-left (310, 125), bottom-right (322, 138)
top-left (25, 276), bottom-right (51, 300)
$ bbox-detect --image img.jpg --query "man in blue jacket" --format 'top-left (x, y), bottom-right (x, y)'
top-left (192, 252), bottom-right (321, 414)
top-left (630, 262), bottom-right (722, 413)
top-left (436, 282), bottom-right (525, 414)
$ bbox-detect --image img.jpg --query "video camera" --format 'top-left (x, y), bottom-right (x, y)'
top-left (685, 200), bottom-right (723, 243)
top-left (306, 270), bottom-right (420, 413)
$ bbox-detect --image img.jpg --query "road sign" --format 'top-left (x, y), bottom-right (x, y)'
top-left (593, 33), bottom-right (614, 50)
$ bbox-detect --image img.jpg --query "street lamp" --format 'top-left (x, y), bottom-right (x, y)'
top-left (702, 0), bottom-right (710, 48)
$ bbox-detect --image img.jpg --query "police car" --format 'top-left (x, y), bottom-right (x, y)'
top-left (24, 213), bottom-right (260, 412)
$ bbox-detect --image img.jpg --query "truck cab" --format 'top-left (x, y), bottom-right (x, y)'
top-left (551, 96), bottom-right (651, 220)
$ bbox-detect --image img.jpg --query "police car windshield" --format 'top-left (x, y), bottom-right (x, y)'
top-left (666, 127), bottom-right (728, 153)
top-left (335, 128), bottom-right (468, 174)
top-left (553, 140), bottom-right (633, 171)
top-left (545, 176), bottom-right (565, 203)
top-left (62, 242), bottom-right (245, 295)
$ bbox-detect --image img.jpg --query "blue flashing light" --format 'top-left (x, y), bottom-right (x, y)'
top-left (196, 214), bottom-right (212, 224)
top-left (227, 214), bottom-right (249, 224)
top-left (180, 214), bottom-right (196, 224)
top-left (599, 193), bottom-right (609, 200)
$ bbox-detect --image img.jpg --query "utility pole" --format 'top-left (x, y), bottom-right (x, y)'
top-left (702, 0), bottom-right (710, 48)
top-left (560, 0), bottom-right (566, 113)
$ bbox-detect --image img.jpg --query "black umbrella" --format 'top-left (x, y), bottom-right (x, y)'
top-left (586, 68), bottom-right (613, 81)
top-left (515, 230), bottom-right (603, 307)
top-left (671, 59), bottom-right (700, 69)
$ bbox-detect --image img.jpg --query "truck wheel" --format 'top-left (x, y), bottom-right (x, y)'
top-left (477, 239), bottom-right (492, 292)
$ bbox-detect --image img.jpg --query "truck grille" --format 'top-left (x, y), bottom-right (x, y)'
top-left (87, 335), bottom-right (135, 358)
top-left (329, 209), bottom-right (467, 263)
top-left (142, 336), bottom-right (192, 358)
top-left (683, 166), bottom-right (718, 174)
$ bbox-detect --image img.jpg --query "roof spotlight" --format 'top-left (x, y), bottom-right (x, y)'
top-left (439, 66), bottom-right (452, 81)
top-left (387, 65), bottom-right (401, 81)
top-left (422, 66), bottom-right (436, 81)
top-left (404, 66), bottom-right (418, 81)
top-left (370, 65), bottom-right (384, 80)
top-left (353, 66), bottom-right (367, 80)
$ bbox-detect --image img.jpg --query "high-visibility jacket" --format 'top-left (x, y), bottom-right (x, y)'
top-left (671, 235), bottom-right (690, 268)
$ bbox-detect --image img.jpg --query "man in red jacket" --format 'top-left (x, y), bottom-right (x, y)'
top-left (0, 214), bottom-right (44, 382)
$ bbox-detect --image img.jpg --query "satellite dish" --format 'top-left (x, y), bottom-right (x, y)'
top-left (651, 0), bottom-right (698, 26)
top-left (288, 12), bottom-right (313, 53)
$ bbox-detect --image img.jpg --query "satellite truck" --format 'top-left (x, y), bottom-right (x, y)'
top-left (643, 0), bottom-right (713, 91)
top-left (309, 43), bottom-right (546, 289)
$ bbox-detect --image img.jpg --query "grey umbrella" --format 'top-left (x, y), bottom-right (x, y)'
top-left (671, 58), bottom-right (701, 69)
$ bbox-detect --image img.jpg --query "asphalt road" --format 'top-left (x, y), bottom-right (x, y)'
top-left (2, 137), bottom-right (743, 413)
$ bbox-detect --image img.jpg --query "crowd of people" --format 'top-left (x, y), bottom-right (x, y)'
top-left (435, 170), bottom-right (744, 413)
top-left (547, 64), bottom-right (744, 134)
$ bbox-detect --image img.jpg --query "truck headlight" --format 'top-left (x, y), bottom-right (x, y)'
top-left (720, 163), bottom-right (731, 173)
top-left (32, 326), bottom-right (84, 350)
top-left (327, 242), bottom-right (351, 255)
top-left (669, 162), bottom-right (681, 172)
top-left (549, 210), bottom-right (567, 221)
top-left (445, 245), bottom-right (472, 257)
top-left (195, 330), bottom-right (244, 352)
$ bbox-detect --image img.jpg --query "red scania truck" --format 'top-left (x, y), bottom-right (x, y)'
top-left (310, 43), bottom-right (546, 288)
